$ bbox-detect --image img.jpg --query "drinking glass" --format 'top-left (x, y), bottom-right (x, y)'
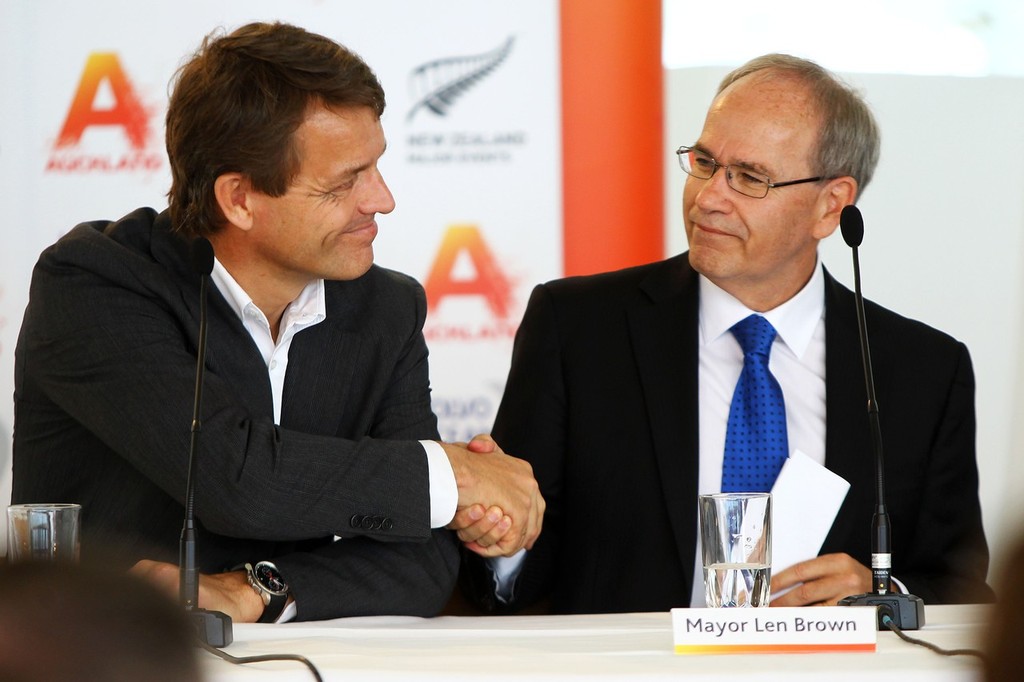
top-left (699, 492), bottom-right (771, 607)
top-left (7, 503), bottom-right (81, 562)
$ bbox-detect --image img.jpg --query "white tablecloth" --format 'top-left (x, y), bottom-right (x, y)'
top-left (201, 604), bottom-right (990, 682)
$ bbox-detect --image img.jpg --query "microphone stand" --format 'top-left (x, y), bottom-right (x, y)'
top-left (180, 237), bottom-right (233, 647)
top-left (835, 205), bottom-right (925, 630)
top-left (174, 240), bottom-right (324, 676)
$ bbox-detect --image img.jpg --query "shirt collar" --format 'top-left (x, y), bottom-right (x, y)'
top-left (210, 258), bottom-right (327, 329)
top-left (698, 257), bottom-right (825, 360)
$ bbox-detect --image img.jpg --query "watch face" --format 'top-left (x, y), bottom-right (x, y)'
top-left (254, 562), bottom-right (288, 595)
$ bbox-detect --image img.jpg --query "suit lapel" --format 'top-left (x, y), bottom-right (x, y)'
top-left (280, 317), bottom-right (360, 435)
top-left (627, 255), bottom-right (701, 582)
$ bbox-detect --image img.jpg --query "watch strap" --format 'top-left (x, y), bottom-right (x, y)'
top-left (257, 590), bottom-right (289, 623)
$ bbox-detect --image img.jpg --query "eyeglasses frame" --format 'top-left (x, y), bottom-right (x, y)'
top-left (675, 145), bottom-right (828, 198)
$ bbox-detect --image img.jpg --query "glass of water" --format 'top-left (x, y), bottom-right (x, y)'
top-left (699, 492), bottom-right (771, 607)
top-left (7, 503), bottom-right (81, 563)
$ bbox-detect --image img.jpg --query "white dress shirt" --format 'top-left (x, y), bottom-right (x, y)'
top-left (689, 260), bottom-right (827, 606)
top-left (210, 260), bottom-right (458, 620)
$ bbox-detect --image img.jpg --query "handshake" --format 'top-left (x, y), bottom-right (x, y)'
top-left (442, 435), bottom-right (545, 558)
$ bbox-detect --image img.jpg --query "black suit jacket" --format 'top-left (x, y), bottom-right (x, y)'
top-left (467, 253), bottom-right (991, 614)
top-left (13, 208), bottom-right (458, 620)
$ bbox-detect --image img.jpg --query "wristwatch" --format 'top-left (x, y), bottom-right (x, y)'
top-left (245, 561), bottom-right (290, 623)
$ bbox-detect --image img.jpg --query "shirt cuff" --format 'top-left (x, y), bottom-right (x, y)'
top-left (890, 575), bottom-right (909, 594)
top-left (488, 548), bottom-right (527, 603)
top-left (421, 440), bottom-right (458, 528)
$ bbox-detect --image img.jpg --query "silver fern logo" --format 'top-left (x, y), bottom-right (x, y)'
top-left (407, 37), bottom-right (515, 122)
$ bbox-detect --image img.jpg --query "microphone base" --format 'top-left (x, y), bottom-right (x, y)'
top-left (838, 592), bottom-right (925, 631)
top-left (189, 608), bottom-right (234, 647)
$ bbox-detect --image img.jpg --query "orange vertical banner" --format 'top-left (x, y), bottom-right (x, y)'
top-left (560, 0), bottom-right (663, 276)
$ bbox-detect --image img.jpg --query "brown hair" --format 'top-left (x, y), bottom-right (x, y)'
top-left (165, 22), bottom-right (386, 238)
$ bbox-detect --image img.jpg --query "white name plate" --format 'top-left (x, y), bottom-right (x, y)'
top-left (672, 607), bottom-right (877, 654)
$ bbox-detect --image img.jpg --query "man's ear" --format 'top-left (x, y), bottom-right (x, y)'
top-left (813, 176), bottom-right (858, 240)
top-left (213, 173), bottom-right (255, 231)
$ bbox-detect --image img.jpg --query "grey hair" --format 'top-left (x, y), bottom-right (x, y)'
top-left (717, 53), bottom-right (880, 199)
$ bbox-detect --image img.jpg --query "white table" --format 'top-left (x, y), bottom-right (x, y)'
top-left (201, 604), bottom-right (990, 682)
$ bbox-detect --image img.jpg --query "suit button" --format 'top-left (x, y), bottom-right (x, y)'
top-left (371, 516), bottom-right (384, 530)
top-left (381, 518), bottom-right (394, 531)
top-left (349, 514), bottom-right (364, 529)
top-left (360, 516), bottom-right (374, 530)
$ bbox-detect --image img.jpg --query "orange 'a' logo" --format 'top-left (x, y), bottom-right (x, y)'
top-left (424, 225), bottom-right (514, 318)
top-left (55, 53), bottom-right (151, 150)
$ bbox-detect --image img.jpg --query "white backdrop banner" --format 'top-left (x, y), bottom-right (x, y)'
top-left (0, 0), bottom-right (562, 482)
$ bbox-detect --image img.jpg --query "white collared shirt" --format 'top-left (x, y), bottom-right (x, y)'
top-left (209, 261), bottom-right (458, 619)
top-left (689, 259), bottom-right (828, 606)
top-left (210, 260), bottom-right (327, 425)
top-left (695, 260), bottom-right (828, 496)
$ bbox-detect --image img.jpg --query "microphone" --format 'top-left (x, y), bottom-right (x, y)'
top-left (180, 237), bottom-right (233, 647)
top-left (835, 205), bottom-right (925, 630)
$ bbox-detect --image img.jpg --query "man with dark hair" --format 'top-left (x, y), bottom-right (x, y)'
top-left (13, 22), bottom-right (542, 623)
top-left (458, 53), bottom-right (992, 614)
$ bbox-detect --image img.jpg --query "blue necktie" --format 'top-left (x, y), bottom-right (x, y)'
top-left (721, 314), bottom-right (789, 492)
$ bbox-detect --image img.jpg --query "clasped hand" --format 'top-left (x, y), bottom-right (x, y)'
top-left (443, 435), bottom-right (545, 558)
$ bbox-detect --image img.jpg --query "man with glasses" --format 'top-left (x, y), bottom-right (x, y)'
top-left (457, 53), bottom-right (992, 613)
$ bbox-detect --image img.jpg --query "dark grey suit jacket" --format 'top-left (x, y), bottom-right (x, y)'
top-left (13, 207), bottom-right (459, 620)
top-left (464, 252), bottom-right (991, 614)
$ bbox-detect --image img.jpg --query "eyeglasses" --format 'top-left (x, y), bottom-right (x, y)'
top-left (676, 146), bottom-right (825, 199)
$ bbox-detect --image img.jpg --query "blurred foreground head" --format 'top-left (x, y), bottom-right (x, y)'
top-left (985, 535), bottom-right (1024, 681)
top-left (0, 560), bottom-right (202, 682)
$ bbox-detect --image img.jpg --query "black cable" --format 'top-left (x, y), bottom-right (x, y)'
top-left (199, 640), bottom-right (324, 681)
top-left (881, 614), bottom-right (987, 661)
